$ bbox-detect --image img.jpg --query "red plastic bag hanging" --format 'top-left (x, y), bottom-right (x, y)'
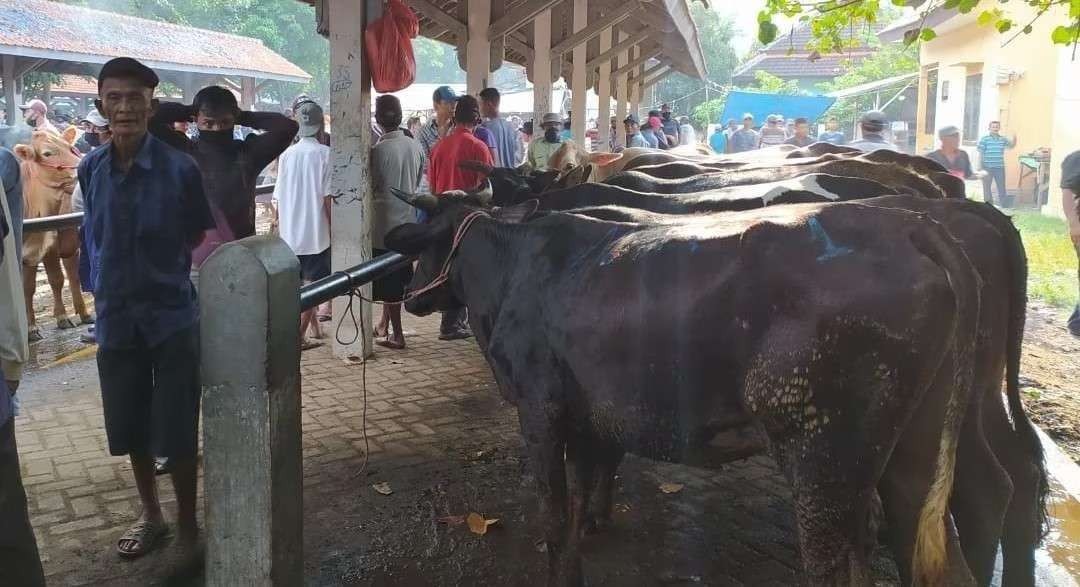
top-left (365, 0), bottom-right (419, 93)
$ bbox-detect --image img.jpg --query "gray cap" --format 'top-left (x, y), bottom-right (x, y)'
top-left (542, 112), bottom-right (562, 125)
top-left (296, 101), bottom-right (325, 137)
top-left (937, 125), bottom-right (960, 139)
top-left (860, 110), bottom-right (888, 125)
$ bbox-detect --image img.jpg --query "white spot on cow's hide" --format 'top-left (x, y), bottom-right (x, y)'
top-left (759, 176), bottom-right (840, 204)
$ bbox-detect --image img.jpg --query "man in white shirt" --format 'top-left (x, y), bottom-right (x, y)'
top-left (273, 101), bottom-right (332, 349)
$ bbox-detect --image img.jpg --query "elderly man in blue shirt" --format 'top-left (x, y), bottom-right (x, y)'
top-left (80, 57), bottom-right (214, 570)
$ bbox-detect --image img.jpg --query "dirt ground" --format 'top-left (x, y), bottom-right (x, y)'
top-left (1018, 301), bottom-right (1080, 464)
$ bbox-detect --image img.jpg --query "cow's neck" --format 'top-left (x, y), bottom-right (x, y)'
top-left (449, 217), bottom-right (521, 350)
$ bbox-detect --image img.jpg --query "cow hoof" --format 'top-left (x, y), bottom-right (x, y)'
top-left (80, 313), bottom-right (96, 325)
top-left (57, 316), bottom-right (78, 329)
top-left (28, 328), bottom-right (43, 343)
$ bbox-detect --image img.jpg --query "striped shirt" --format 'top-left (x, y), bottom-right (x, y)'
top-left (976, 133), bottom-right (1014, 169)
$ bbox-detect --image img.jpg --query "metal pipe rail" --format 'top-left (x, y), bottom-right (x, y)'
top-left (20, 183), bottom-right (277, 234)
top-left (298, 251), bottom-right (413, 311)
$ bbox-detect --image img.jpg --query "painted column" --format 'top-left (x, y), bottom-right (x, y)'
top-left (533, 9), bottom-right (553, 125)
top-left (328, 0), bottom-right (374, 360)
top-left (570, 0), bottom-right (587, 144)
top-left (466, 0), bottom-right (491, 93)
top-left (240, 77), bottom-right (257, 110)
top-left (614, 32), bottom-right (628, 149)
top-left (628, 45), bottom-right (641, 121)
top-left (595, 26), bottom-right (613, 152)
top-left (3, 56), bottom-right (21, 128)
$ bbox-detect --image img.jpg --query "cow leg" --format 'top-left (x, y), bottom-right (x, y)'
top-left (61, 253), bottom-right (93, 324)
top-left (516, 404), bottom-right (572, 586)
top-left (558, 433), bottom-right (597, 585)
top-left (42, 254), bottom-right (75, 329)
top-left (22, 263), bottom-right (42, 342)
top-left (584, 443), bottom-right (623, 534)
top-left (949, 397), bottom-right (1012, 586)
top-left (984, 397), bottom-right (1042, 587)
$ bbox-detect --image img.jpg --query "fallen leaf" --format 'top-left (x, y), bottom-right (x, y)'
top-left (437, 515), bottom-right (465, 526)
top-left (614, 503), bottom-right (631, 513)
top-left (466, 512), bottom-right (500, 535)
top-left (372, 482), bottom-right (393, 495)
top-left (659, 482), bottom-right (684, 494)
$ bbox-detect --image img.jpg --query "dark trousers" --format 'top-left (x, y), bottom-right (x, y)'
top-left (981, 167), bottom-right (1009, 206)
top-left (0, 419), bottom-right (45, 586)
top-left (1070, 241), bottom-right (1080, 336)
top-left (439, 307), bottom-right (468, 334)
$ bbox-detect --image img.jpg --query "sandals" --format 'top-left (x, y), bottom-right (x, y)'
top-left (117, 519), bottom-right (169, 559)
top-left (301, 339), bottom-right (323, 352)
top-left (376, 337), bottom-right (406, 350)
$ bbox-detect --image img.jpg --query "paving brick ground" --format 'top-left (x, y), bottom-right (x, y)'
top-left (15, 313), bottom-right (901, 586)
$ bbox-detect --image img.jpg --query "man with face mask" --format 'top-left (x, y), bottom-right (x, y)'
top-left (150, 86), bottom-right (298, 273)
top-left (17, 99), bottom-right (59, 135)
top-left (660, 104), bottom-right (680, 146)
top-left (74, 109), bottom-right (111, 154)
top-left (526, 113), bottom-right (565, 170)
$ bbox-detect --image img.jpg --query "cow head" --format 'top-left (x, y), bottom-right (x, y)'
top-left (545, 140), bottom-right (623, 187)
top-left (458, 161), bottom-right (560, 206)
top-left (14, 130), bottom-right (81, 210)
top-left (385, 185), bottom-right (537, 316)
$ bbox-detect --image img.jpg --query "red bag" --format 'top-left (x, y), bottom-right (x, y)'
top-left (365, 0), bottom-right (419, 93)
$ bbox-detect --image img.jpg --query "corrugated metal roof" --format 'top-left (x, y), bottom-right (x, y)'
top-left (0, 0), bottom-right (310, 83)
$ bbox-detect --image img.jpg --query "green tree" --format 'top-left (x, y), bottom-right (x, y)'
top-left (816, 42), bottom-right (919, 125)
top-left (649, 4), bottom-right (739, 118)
top-left (414, 38), bottom-right (465, 83)
top-left (748, 70), bottom-right (804, 95)
top-left (691, 95), bottom-right (728, 129)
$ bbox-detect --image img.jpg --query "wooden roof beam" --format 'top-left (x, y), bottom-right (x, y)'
top-left (506, 32), bottom-right (534, 60)
top-left (409, 0), bottom-right (467, 38)
top-left (610, 47), bottom-right (660, 77)
top-left (641, 66), bottom-right (674, 90)
top-left (585, 29), bottom-right (648, 70)
top-left (488, 0), bottom-right (564, 38)
top-left (549, 3), bottom-right (637, 55)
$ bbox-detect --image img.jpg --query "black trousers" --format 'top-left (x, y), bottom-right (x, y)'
top-left (0, 418), bottom-right (45, 586)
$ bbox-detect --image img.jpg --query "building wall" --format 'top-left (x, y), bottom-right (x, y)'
top-left (1047, 45), bottom-right (1080, 218)
top-left (914, 6), bottom-right (1062, 201)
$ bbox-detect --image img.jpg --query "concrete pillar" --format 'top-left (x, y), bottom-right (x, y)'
top-left (328, 0), bottom-right (374, 360)
top-left (466, 0), bottom-right (491, 94)
top-left (201, 236), bottom-right (302, 587)
top-left (570, 0), bottom-right (587, 144)
top-left (533, 9), bottom-right (553, 125)
top-left (628, 45), bottom-right (640, 121)
top-left (596, 26), bottom-right (612, 152)
top-left (3, 55), bottom-right (21, 128)
top-left (614, 32), bottom-right (628, 149)
top-left (240, 77), bottom-right (257, 110)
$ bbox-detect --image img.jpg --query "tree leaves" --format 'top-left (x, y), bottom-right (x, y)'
top-left (758, 20), bottom-right (781, 45)
top-left (903, 28), bottom-right (922, 45)
top-left (920, 28), bottom-right (938, 41)
top-left (1051, 24), bottom-right (1080, 43)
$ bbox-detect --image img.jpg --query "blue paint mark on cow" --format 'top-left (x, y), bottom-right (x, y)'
top-left (688, 240), bottom-right (700, 254)
top-left (807, 217), bottom-right (853, 262)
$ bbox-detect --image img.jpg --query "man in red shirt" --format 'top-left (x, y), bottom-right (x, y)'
top-left (428, 95), bottom-right (493, 195)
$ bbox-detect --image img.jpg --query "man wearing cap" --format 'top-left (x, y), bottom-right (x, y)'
top-left (847, 110), bottom-right (897, 152)
top-left (18, 99), bottom-right (59, 135)
top-left (150, 85), bottom-right (298, 275)
top-left (641, 116), bottom-right (661, 149)
top-left (526, 113), bottom-right (565, 170)
top-left (623, 115), bottom-right (649, 149)
top-left (1, 142), bottom-right (46, 586)
top-left (79, 57), bottom-right (214, 567)
top-left (1061, 150), bottom-right (1080, 337)
top-left (660, 104), bottom-right (680, 146)
top-left (817, 118), bottom-right (845, 145)
top-left (417, 86), bottom-right (459, 192)
top-left (758, 114), bottom-right (787, 148)
top-left (729, 114), bottom-right (759, 153)
top-left (926, 126), bottom-right (976, 180)
top-left (273, 100), bottom-right (332, 349)
top-left (977, 121), bottom-right (1018, 206)
top-left (709, 124), bottom-right (728, 154)
top-left (74, 109), bottom-right (111, 155)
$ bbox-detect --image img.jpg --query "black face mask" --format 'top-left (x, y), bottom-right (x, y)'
top-left (662, 112), bottom-right (671, 121)
top-left (84, 133), bottom-right (101, 148)
top-left (544, 128), bottom-right (559, 143)
top-left (26, 117), bottom-right (38, 128)
top-left (198, 128), bottom-right (234, 144)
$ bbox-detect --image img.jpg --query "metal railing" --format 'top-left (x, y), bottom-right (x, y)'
top-left (21, 183), bottom-right (277, 234)
top-left (298, 252), bottom-right (413, 311)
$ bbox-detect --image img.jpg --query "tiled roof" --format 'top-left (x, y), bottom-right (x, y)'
top-left (52, 75), bottom-right (97, 95)
top-left (732, 54), bottom-right (861, 83)
top-left (0, 0), bottom-right (310, 82)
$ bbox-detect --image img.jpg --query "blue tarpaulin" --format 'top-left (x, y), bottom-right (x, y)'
top-left (719, 91), bottom-right (836, 125)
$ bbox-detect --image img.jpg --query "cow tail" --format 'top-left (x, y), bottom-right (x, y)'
top-left (908, 218), bottom-right (981, 586)
top-left (968, 204), bottom-right (1050, 540)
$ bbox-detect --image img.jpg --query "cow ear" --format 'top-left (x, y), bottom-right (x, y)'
top-left (587, 152), bottom-right (623, 167)
top-left (62, 126), bottom-right (78, 145)
top-left (384, 223), bottom-right (435, 255)
top-left (13, 144), bottom-right (34, 162)
top-left (493, 199), bottom-right (539, 224)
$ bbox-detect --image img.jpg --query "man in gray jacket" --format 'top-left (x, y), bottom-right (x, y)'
top-left (1, 146), bottom-right (45, 585)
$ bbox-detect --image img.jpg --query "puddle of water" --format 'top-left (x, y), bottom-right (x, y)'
top-left (1035, 428), bottom-right (1080, 585)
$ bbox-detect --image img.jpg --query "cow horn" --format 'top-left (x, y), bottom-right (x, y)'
top-left (458, 160), bottom-right (494, 175)
top-left (471, 179), bottom-right (493, 203)
top-left (390, 188), bottom-right (440, 212)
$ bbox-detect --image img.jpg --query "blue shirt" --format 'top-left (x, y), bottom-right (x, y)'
top-left (818, 131), bottom-right (845, 145)
top-left (709, 130), bottom-right (727, 154)
top-left (640, 128), bottom-right (659, 149)
top-left (626, 132), bottom-right (649, 149)
top-left (79, 133), bottom-right (214, 350)
top-left (482, 117), bottom-right (519, 168)
top-left (977, 133), bottom-right (1014, 169)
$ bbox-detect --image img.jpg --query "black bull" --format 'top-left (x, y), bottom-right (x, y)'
top-left (386, 194), bottom-right (984, 586)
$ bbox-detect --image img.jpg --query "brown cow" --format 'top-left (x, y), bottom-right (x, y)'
top-left (14, 128), bottom-right (93, 342)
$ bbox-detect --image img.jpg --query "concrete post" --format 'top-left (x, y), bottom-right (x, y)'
top-left (533, 9), bottom-right (553, 126)
top-left (466, 0), bottom-right (492, 93)
top-left (596, 25), bottom-right (613, 152)
top-left (240, 77), bottom-right (257, 110)
top-left (614, 33), bottom-right (628, 149)
top-left (201, 236), bottom-right (302, 587)
top-left (3, 55), bottom-right (21, 128)
top-left (328, 0), bottom-right (374, 360)
top-left (570, 0), bottom-right (587, 144)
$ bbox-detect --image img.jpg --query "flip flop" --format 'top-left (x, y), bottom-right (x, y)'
top-left (301, 339), bottom-right (324, 351)
top-left (376, 338), bottom-right (406, 350)
top-left (116, 519), bottom-right (169, 559)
